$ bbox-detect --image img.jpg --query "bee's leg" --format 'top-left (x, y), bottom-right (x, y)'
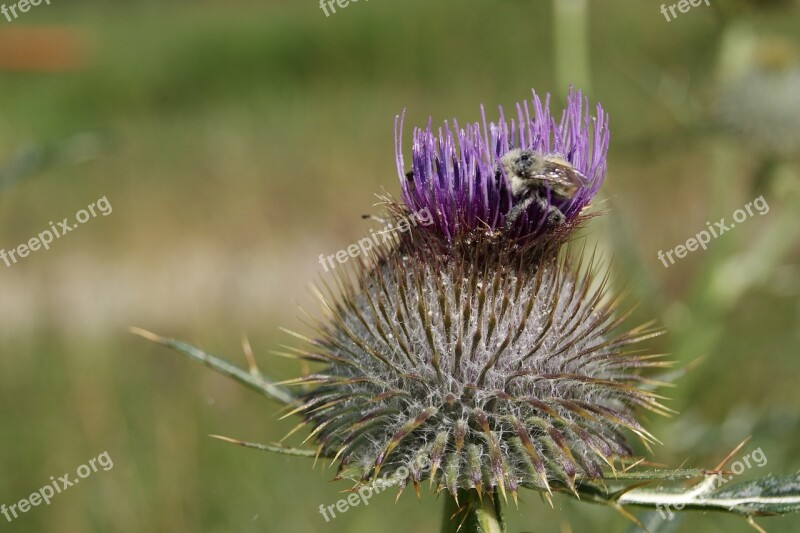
top-left (533, 195), bottom-right (566, 227)
top-left (504, 194), bottom-right (537, 229)
top-left (506, 194), bottom-right (565, 230)
top-left (544, 203), bottom-right (566, 226)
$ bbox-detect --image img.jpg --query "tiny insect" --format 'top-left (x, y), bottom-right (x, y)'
top-left (404, 170), bottom-right (416, 194)
top-left (498, 148), bottom-right (588, 229)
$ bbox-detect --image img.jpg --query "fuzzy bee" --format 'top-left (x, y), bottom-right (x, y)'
top-left (499, 149), bottom-right (588, 229)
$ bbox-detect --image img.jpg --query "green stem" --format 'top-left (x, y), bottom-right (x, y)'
top-left (554, 0), bottom-right (592, 96)
top-left (441, 490), bottom-right (505, 533)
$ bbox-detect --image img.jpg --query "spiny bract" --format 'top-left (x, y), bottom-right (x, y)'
top-left (286, 90), bottom-right (669, 502)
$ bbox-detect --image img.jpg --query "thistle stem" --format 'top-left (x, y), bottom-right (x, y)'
top-left (441, 490), bottom-right (505, 533)
top-left (554, 0), bottom-right (591, 96)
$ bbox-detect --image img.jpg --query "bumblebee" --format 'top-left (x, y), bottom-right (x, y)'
top-left (499, 149), bottom-right (588, 228)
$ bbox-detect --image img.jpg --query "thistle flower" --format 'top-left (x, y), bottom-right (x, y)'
top-left (396, 89), bottom-right (609, 241)
top-left (137, 88), bottom-right (800, 531)
top-left (291, 90), bottom-right (668, 503)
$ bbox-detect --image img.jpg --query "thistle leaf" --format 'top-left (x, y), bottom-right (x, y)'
top-left (708, 473), bottom-right (800, 515)
top-left (580, 471), bottom-right (800, 523)
top-left (209, 434), bottom-right (319, 458)
top-left (131, 327), bottom-right (296, 405)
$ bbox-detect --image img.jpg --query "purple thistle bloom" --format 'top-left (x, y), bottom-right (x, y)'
top-left (132, 86), bottom-right (702, 527)
top-left (395, 89), bottom-right (609, 241)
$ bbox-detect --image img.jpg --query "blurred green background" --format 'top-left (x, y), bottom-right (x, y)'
top-left (1, 0), bottom-right (799, 531)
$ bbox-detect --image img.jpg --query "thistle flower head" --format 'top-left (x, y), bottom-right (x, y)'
top-left (396, 89), bottom-right (609, 242)
top-left (288, 90), bottom-right (667, 502)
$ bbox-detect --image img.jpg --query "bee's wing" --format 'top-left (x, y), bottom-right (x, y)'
top-left (540, 162), bottom-right (588, 189)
